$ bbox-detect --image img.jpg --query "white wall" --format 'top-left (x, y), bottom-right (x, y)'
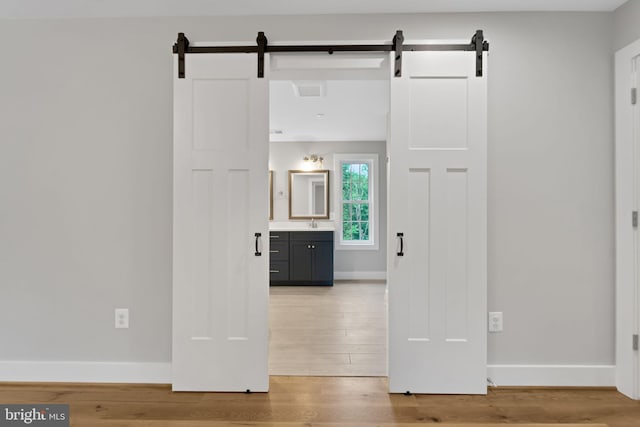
top-left (0, 19), bottom-right (174, 363)
top-left (614, 0), bottom-right (640, 50)
top-left (0, 12), bottom-right (614, 373)
top-left (270, 141), bottom-right (387, 276)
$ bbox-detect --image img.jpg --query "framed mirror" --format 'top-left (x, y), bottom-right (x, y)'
top-left (288, 170), bottom-right (330, 219)
top-left (269, 171), bottom-right (274, 220)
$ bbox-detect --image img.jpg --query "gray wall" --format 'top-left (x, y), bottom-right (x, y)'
top-left (0, 12), bottom-right (614, 366)
top-left (614, 0), bottom-right (640, 50)
top-left (269, 141), bottom-right (387, 274)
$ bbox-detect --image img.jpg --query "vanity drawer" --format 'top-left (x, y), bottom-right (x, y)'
top-left (290, 231), bottom-right (334, 242)
top-left (269, 231), bottom-right (289, 241)
top-left (269, 261), bottom-right (289, 282)
top-left (269, 241), bottom-right (289, 261)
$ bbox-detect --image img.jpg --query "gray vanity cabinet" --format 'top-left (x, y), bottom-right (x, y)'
top-left (269, 231), bottom-right (334, 286)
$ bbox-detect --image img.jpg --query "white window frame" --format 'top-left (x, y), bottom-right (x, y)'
top-left (334, 153), bottom-right (379, 251)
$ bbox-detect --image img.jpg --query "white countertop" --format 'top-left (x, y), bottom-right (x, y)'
top-left (269, 221), bottom-right (335, 232)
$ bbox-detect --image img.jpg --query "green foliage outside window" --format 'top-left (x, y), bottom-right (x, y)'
top-left (342, 162), bottom-right (370, 241)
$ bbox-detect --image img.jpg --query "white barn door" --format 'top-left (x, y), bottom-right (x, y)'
top-left (388, 50), bottom-right (487, 394)
top-left (173, 53), bottom-right (269, 391)
top-left (615, 40), bottom-right (640, 400)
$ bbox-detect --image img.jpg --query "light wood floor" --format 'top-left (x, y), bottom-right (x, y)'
top-left (1, 378), bottom-right (638, 426)
top-left (269, 281), bottom-right (387, 376)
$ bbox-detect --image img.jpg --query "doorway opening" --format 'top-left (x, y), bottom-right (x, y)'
top-left (267, 68), bottom-right (390, 377)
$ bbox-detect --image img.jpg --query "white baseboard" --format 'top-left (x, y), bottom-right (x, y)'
top-left (334, 271), bottom-right (386, 281)
top-left (487, 364), bottom-right (615, 387)
top-left (0, 361), bottom-right (171, 384)
top-left (0, 361), bottom-right (615, 387)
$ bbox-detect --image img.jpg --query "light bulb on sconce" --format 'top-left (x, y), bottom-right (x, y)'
top-left (302, 154), bottom-right (324, 170)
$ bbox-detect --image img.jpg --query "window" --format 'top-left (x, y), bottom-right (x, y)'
top-left (334, 154), bottom-right (378, 250)
top-left (342, 162), bottom-right (370, 241)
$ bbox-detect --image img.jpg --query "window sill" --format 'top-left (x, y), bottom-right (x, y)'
top-left (335, 242), bottom-right (379, 251)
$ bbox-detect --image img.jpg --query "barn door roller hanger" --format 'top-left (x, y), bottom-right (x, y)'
top-left (173, 30), bottom-right (489, 79)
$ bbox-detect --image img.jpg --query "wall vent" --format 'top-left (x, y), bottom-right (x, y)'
top-left (292, 81), bottom-right (326, 97)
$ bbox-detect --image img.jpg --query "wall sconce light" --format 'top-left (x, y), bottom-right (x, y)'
top-left (303, 154), bottom-right (324, 170)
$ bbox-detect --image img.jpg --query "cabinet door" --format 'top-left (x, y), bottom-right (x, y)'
top-left (311, 241), bottom-right (334, 282)
top-left (290, 241), bottom-right (312, 281)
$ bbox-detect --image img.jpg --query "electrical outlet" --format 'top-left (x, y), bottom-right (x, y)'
top-left (488, 312), bottom-right (503, 332)
top-left (115, 308), bottom-right (129, 329)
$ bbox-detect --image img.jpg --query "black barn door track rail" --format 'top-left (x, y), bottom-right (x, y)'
top-left (173, 30), bottom-right (489, 79)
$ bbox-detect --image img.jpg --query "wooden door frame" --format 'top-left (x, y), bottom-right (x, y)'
top-left (615, 37), bottom-right (640, 400)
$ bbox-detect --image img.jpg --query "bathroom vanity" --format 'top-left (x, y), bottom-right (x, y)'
top-left (269, 229), bottom-right (334, 286)
top-left (268, 169), bottom-right (333, 285)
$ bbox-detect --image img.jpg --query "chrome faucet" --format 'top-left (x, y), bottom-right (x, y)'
top-left (310, 218), bottom-right (317, 229)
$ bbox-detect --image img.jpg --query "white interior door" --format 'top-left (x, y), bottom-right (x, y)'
top-left (634, 56), bottom-right (640, 401)
top-left (173, 53), bottom-right (269, 391)
top-left (615, 40), bottom-right (640, 400)
top-left (388, 50), bottom-right (487, 394)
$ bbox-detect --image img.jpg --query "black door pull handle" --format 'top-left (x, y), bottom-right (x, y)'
top-left (397, 232), bottom-right (404, 256)
top-left (255, 233), bottom-right (262, 256)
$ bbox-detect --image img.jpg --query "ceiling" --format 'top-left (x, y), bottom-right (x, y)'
top-left (270, 80), bottom-right (389, 143)
top-left (0, 0), bottom-right (629, 19)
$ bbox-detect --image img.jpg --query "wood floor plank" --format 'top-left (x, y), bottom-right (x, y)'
top-left (270, 329), bottom-right (348, 337)
top-left (0, 379), bottom-right (630, 426)
top-left (70, 423), bottom-right (610, 427)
